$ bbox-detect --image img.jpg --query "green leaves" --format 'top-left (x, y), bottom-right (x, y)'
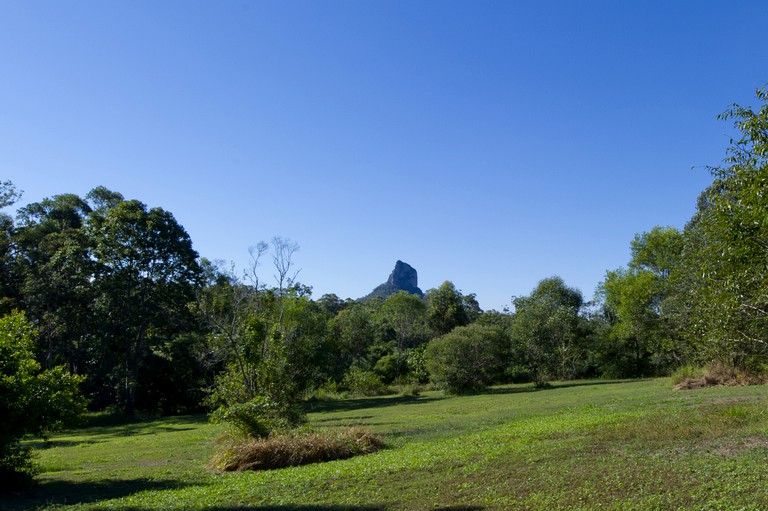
top-left (0, 311), bottom-right (85, 486)
top-left (510, 277), bottom-right (585, 384)
top-left (681, 87), bottom-right (768, 366)
top-left (426, 281), bottom-right (471, 336)
top-left (425, 323), bottom-right (508, 393)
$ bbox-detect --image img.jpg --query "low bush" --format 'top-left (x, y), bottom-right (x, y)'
top-left (670, 364), bottom-right (706, 385)
top-left (0, 443), bottom-right (38, 491)
top-left (390, 383), bottom-right (428, 397)
top-left (312, 383), bottom-right (349, 401)
top-left (209, 427), bottom-right (384, 472)
top-left (342, 367), bottom-right (394, 396)
top-left (209, 396), bottom-right (305, 438)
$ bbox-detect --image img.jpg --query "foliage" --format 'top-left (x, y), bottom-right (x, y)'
top-left (373, 351), bottom-right (408, 383)
top-left (0, 181), bottom-right (21, 316)
top-left (5, 86), bottom-right (768, 430)
top-left (325, 301), bottom-right (378, 377)
top-left (378, 291), bottom-right (428, 351)
top-left (0, 311), bottom-right (86, 488)
top-left (342, 366), bottom-right (392, 396)
top-left (629, 225), bottom-right (685, 276)
top-left (425, 323), bottom-right (508, 393)
top-left (135, 332), bottom-right (210, 414)
top-left (14, 193), bottom-right (95, 377)
top-left (198, 239), bottom-right (323, 437)
top-left (404, 345), bottom-right (430, 384)
top-left (88, 195), bottom-right (202, 416)
top-left (679, 87), bottom-right (768, 366)
top-left (597, 227), bottom-right (684, 378)
top-left (4, 188), bottom-right (204, 416)
top-left (510, 277), bottom-right (587, 385)
top-left (0, 180), bottom-right (22, 210)
top-left (208, 395), bottom-right (304, 438)
top-left (425, 280), bottom-right (472, 336)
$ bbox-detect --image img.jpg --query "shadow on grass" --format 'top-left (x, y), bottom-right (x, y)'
top-left (307, 380), bottom-right (643, 413)
top-left (27, 438), bottom-right (106, 449)
top-left (1, 477), bottom-right (204, 510)
top-left (306, 394), bottom-right (443, 414)
top-left (96, 506), bottom-right (484, 511)
top-left (82, 412), bottom-right (209, 429)
top-left (108, 507), bottom-right (390, 511)
top-left (483, 378), bottom-right (643, 396)
top-left (49, 413), bottom-right (210, 443)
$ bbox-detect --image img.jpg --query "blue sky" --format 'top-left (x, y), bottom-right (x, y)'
top-left (2, 1), bottom-right (766, 311)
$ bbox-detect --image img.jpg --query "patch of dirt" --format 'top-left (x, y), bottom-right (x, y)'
top-left (710, 437), bottom-right (768, 458)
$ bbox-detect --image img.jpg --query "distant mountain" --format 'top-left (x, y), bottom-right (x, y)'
top-left (362, 260), bottom-right (424, 301)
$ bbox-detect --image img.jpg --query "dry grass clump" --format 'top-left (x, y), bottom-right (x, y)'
top-left (210, 427), bottom-right (384, 472)
top-left (673, 361), bottom-right (768, 390)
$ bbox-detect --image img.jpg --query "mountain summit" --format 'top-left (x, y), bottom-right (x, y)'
top-left (363, 260), bottom-right (424, 300)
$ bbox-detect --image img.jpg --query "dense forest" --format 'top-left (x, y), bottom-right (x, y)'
top-left (2, 88), bottom-right (768, 481)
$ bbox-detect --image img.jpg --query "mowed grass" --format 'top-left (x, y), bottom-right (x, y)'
top-left (4, 378), bottom-right (768, 511)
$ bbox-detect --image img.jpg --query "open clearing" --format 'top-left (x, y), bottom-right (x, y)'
top-left (5, 379), bottom-right (768, 511)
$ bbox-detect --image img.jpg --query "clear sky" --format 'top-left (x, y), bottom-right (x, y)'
top-left (2, 1), bottom-right (767, 311)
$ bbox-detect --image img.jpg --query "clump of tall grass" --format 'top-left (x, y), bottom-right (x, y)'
top-left (209, 427), bottom-right (384, 472)
top-left (672, 361), bottom-right (767, 390)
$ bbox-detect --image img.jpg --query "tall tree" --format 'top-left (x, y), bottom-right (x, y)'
top-left (680, 87), bottom-right (768, 367)
top-left (0, 181), bottom-right (21, 314)
top-left (426, 281), bottom-right (471, 336)
top-left (378, 291), bottom-right (428, 352)
top-left (14, 194), bottom-right (95, 372)
top-left (510, 277), bottom-right (586, 385)
top-left (199, 238), bottom-right (319, 437)
top-left (598, 226), bottom-right (684, 377)
top-left (327, 302), bottom-right (377, 374)
top-left (0, 181), bottom-right (21, 210)
top-left (87, 193), bottom-right (201, 416)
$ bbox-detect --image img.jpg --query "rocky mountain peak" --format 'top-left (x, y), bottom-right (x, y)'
top-left (363, 260), bottom-right (423, 300)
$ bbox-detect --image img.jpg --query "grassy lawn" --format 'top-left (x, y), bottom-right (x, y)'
top-left (4, 378), bottom-right (768, 510)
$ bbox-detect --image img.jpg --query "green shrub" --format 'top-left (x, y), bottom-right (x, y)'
top-left (670, 364), bottom-right (706, 385)
top-left (390, 383), bottom-right (425, 397)
top-left (0, 443), bottom-right (38, 490)
top-left (425, 324), bottom-right (508, 394)
top-left (0, 311), bottom-right (86, 489)
top-left (210, 396), bottom-right (304, 438)
top-left (313, 379), bottom-right (349, 401)
top-left (506, 364), bottom-right (533, 384)
top-left (373, 352), bottom-right (408, 383)
top-left (342, 367), bottom-right (393, 396)
top-left (405, 345), bottom-right (430, 384)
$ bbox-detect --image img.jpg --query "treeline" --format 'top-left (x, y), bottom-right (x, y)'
top-left (2, 88), bottom-right (768, 421)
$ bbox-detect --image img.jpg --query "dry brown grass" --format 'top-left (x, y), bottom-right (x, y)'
top-left (673, 361), bottom-right (768, 390)
top-left (210, 427), bottom-right (384, 472)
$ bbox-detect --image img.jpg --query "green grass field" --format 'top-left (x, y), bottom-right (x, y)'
top-left (5, 379), bottom-right (768, 511)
